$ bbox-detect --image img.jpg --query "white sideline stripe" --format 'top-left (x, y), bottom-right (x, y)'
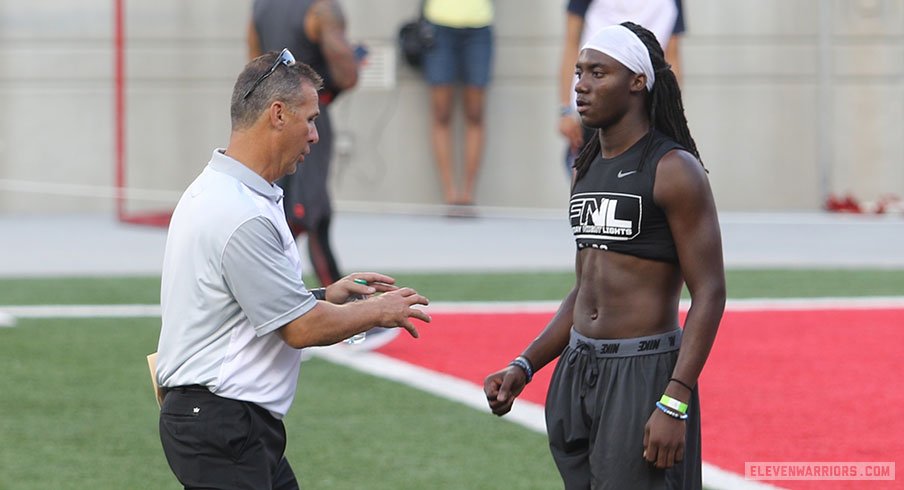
top-left (313, 346), bottom-right (784, 490)
top-left (2, 296), bottom-right (903, 320)
top-left (312, 345), bottom-right (548, 432)
top-left (719, 296), bottom-right (904, 311)
top-left (1, 304), bottom-right (162, 318)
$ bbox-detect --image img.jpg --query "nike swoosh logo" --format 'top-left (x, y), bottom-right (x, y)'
top-left (617, 170), bottom-right (637, 178)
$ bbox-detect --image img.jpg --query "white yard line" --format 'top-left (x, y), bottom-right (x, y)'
top-left (0, 304), bottom-right (162, 319)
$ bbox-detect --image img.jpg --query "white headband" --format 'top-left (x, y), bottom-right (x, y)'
top-left (581, 25), bottom-right (655, 91)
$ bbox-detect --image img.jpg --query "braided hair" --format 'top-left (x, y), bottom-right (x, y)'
top-left (573, 21), bottom-right (702, 184)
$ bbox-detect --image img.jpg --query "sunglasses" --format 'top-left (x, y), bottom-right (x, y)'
top-left (242, 48), bottom-right (297, 100)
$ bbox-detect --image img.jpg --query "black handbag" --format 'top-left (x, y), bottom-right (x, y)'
top-left (398, 1), bottom-right (434, 68)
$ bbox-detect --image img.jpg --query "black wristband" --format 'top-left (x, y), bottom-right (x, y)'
top-left (310, 288), bottom-right (326, 301)
top-left (669, 377), bottom-right (694, 392)
top-left (509, 356), bottom-right (534, 383)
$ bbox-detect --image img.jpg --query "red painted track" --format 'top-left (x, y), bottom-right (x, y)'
top-left (377, 307), bottom-right (903, 489)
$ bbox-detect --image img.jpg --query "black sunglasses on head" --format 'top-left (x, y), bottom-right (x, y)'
top-left (242, 48), bottom-right (297, 100)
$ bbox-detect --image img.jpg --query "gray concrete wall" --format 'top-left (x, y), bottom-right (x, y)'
top-left (685, 0), bottom-right (904, 211)
top-left (0, 0), bottom-right (901, 214)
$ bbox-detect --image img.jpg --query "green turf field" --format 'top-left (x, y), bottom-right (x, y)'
top-left (1, 269), bottom-right (903, 305)
top-left (0, 270), bottom-right (901, 489)
top-left (0, 318), bottom-right (558, 489)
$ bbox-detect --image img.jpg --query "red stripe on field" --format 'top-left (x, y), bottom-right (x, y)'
top-left (378, 313), bottom-right (557, 404)
top-left (377, 308), bottom-right (903, 490)
top-left (700, 309), bottom-right (902, 489)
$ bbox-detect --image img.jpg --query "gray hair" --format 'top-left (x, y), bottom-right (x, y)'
top-left (230, 52), bottom-right (324, 130)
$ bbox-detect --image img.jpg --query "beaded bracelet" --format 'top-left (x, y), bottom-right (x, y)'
top-left (655, 401), bottom-right (689, 420)
top-left (509, 356), bottom-right (534, 383)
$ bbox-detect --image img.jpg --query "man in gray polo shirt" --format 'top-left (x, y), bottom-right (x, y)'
top-left (155, 50), bottom-right (431, 490)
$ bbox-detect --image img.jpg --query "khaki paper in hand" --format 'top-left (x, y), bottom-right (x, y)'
top-left (147, 352), bottom-right (165, 408)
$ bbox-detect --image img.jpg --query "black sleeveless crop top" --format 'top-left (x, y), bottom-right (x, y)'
top-left (570, 130), bottom-right (683, 263)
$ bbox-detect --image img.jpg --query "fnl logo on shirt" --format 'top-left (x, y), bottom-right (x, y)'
top-left (570, 192), bottom-right (642, 241)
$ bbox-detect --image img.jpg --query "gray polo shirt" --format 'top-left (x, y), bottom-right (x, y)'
top-left (156, 149), bottom-right (317, 419)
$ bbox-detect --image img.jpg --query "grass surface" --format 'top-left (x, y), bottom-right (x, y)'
top-left (0, 318), bottom-right (172, 489)
top-left (0, 318), bottom-right (558, 490)
top-left (289, 360), bottom-right (557, 489)
top-left (0, 271), bottom-right (900, 489)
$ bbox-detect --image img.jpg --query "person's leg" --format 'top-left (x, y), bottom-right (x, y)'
top-left (430, 85), bottom-right (457, 204)
top-left (272, 457), bottom-right (300, 490)
top-left (586, 332), bottom-right (696, 489)
top-left (423, 24), bottom-right (461, 205)
top-left (460, 25), bottom-right (493, 205)
top-left (159, 389), bottom-right (287, 490)
top-left (306, 215), bottom-right (341, 286)
top-left (461, 86), bottom-right (485, 205)
top-left (666, 388), bottom-right (702, 490)
top-left (294, 106), bottom-right (338, 283)
top-left (589, 353), bottom-right (667, 489)
top-left (545, 342), bottom-right (593, 489)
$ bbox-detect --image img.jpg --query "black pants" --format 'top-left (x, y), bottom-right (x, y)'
top-left (278, 106), bottom-right (341, 287)
top-left (297, 215), bottom-right (342, 286)
top-left (159, 387), bottom-right (299, 490)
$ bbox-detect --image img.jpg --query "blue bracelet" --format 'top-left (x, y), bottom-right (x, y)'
top-left (655, 401), bottom-right (688, 420)
top-left (509, 356), bottom-right (534, 383)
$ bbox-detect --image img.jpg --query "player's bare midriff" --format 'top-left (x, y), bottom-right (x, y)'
top-left (573, 248), bottom-right (683, 340)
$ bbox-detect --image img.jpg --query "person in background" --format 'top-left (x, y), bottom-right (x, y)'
top-left (422, 0), bottom-right (494, 215)
top-left (559, 0), bottom-right (686, 173)
top-left (248, 0), bottom-right (360, 286)
top-left (485, 22), bottom-right (724, 489)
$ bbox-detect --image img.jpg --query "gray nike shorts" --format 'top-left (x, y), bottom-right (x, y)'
top-left (545, 328), bottom-right (702, 490)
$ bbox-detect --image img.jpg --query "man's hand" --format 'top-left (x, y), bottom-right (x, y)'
top-left (368, 287), bottom-right (431, 338)
top-left (558, 114), bottom-right (584, 153)
top-left (483, 366), bottom-right (528, 416)
top-left (642, 409), bottom-right (686, 469)
top-left (280, 280), bottom-right (428, 349)
top-left (324, 272), bottom-right (397, 304)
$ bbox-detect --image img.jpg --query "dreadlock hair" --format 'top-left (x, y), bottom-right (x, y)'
top-left (573, 21), bottom-right (703, 185)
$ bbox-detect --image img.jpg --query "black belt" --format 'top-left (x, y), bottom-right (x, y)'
top-left (161, 384), bottom-right (210, 396)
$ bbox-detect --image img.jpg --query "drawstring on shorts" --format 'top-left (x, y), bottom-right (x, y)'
top-left (567, 340), bottom-right (600, 398)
